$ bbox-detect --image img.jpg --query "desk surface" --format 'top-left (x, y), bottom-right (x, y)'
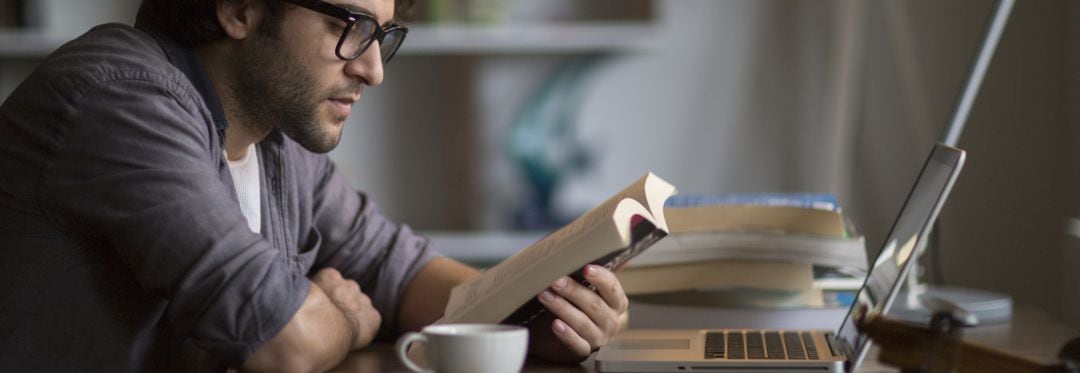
top-left (330, 304), bottom-right (1077, 372)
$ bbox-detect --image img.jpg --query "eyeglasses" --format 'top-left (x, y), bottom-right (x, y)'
top-left (282, 0), bottom-right (408, 63)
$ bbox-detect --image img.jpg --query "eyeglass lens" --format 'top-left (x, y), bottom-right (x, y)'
top-left (340, 19), bottom-right (404, 63)
top-left (379, 29), bottom-right (404, 63)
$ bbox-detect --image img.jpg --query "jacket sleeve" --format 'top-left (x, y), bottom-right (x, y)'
top-left (308, 155), bottom-right (440, 340)
top-left (39, 76), bottom-right (308, 367)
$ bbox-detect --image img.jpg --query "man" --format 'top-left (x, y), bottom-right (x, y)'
top-left (0, 0), bottom-right (628, 371)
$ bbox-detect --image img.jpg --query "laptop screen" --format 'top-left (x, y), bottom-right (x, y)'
top-left (834, 144), bottom-right (965, 368)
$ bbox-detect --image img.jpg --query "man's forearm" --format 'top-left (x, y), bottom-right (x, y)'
top-left (242, 283), bottom-right (357, 372)
top-left (397, 257), bottom-right (481, 332)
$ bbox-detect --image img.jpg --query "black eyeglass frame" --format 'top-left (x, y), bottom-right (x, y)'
top-left (283, 0), bottom-right (408, 63)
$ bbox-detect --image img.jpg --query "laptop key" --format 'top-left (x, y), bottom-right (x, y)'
top-left (783, 332), bottom-right (807, 360)
top-left (746, 331), bottom-right (766, 360)
top-left (802, 332), bottom-right (820, 360)
top-left (704, 332), bottom-right (725, 359)
top-left (765, 331), bottom-right (785, 359)
top-left (727, 332), bottom-right (745, 359)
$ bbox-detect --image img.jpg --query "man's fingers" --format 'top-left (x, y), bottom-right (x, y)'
top-left (315, 267), bottom-right (343, 280)
top-left (312, 267), bottom-right (344, 287)
top-left (550, 319), bottom-right (592, 357)
top-left (344, 279), bottom-right (361, 294)
top-left (549, 273), bottom-right (622, 334)
top-left (309, 268), bottom-right (381, 348)
top-left (539, 287), bottom-right (608, 347)
top-left (357, 303), bottom-right (382, 345)
top-left (584, 265), bottom-right (629, 315)
top-left (530, 267), bottom-right (632, 362)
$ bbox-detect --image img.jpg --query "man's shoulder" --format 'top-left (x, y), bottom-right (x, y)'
top-left (34, 23), bottom-right (195, 101)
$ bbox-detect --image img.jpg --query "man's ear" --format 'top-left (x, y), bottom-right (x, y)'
top-left (216, 0), bottom-right (264, 40)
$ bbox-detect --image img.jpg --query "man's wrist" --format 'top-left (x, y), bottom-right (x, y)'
top-left (325, 295), bottom-right (365, 349)
top-left (311, 280), bottom-right (365, 350)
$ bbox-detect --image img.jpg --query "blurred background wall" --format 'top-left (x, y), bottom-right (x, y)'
top-left (1, 0), bottom-right (1076, 327)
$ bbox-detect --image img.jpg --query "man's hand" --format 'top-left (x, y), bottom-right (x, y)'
top-left (243, 269), bottom-right (383, 371)
top-left (311, 268), bottom-right (381, 349)
top-left (529, 264), bottom-right (628, 364)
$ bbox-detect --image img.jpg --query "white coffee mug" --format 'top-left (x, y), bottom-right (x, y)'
top-left (395, 324), bottom-right (528, 373)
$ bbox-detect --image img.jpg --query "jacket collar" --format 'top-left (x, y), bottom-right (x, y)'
top-left (133, 19), bottom-right (229, 134)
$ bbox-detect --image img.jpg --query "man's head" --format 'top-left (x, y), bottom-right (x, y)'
top-left (138, 0), bottom-right (412, 153)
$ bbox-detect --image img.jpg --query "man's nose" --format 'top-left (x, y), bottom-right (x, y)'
top-left (345, 42), bottom-right (384, 87)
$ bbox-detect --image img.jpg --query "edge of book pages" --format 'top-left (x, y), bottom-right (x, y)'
top-left (618, 259), bottom-right (816, 295)
top-left (666, 205), bottom-right (849, 238)
top-left (631, 231), bottom-right (868, 270)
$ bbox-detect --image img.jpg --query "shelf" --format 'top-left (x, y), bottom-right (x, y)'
top-left (0, 30), bottom-right (66, 58)
top-left (398, 22), bottom-right (657, 55)
top-left (1, 22), bottom-right (658, 58)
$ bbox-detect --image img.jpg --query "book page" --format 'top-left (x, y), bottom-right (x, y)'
top-left (643, 172), bottom-right (677, 231)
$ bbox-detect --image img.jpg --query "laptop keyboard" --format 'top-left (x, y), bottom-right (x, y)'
top-left (704, 331), bottom-right (820, 360)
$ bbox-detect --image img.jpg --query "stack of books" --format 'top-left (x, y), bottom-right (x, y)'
top-left (618, 193), bottom-right (867, 312)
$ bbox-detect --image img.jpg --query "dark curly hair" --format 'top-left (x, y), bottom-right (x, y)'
top-left (136, 0), bottom-right (416, 47)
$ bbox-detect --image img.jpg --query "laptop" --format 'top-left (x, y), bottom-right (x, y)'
top-left (595, 143), bottom-right (966, 373)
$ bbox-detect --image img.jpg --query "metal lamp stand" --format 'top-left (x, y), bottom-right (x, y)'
top-left (890, 0), bottom-right (1016, 326)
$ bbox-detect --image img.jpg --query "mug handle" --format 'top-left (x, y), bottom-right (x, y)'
top-left (395, 332), bottom-right (431, 373)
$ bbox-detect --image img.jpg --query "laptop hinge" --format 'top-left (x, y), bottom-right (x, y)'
top-left (825, 332), bottom-right (853, 359)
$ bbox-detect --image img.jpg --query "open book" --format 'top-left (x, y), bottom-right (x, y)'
top-left (437, 172), bottom-right (677, 326)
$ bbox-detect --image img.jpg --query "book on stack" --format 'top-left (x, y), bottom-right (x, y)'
top-left (618, 193), bottom-right (867, 311)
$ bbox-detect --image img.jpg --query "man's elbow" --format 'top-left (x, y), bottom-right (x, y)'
top-left (240, 285), bottom-right (354, 372)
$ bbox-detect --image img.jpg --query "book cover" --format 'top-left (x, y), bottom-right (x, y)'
top-left (436, 172), bottom-right (677, 326)
top-left (665, 193), bottom-right (841, 211)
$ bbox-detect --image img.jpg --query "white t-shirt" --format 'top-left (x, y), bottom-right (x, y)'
top-left (226, 144), bottom-right (261, 234)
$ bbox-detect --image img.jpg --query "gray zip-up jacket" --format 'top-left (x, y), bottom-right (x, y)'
top-left (0, 22), bottom-right (438, 371)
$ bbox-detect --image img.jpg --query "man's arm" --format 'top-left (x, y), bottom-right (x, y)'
top-left (397, 257), bottom-right (480, 332)
top-left (243, 269), bottom-right (381, 372)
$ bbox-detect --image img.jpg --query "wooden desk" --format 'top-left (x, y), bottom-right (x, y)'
top-left (330, 304), bottom-right (1077, 372)
top-left (857, 304), bottom-right (1077, 372)
top-left (331, 343), bottom-right (591, 373)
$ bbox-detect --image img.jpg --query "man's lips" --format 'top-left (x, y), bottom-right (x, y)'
top-left (328, 97), bottom-right (357, 117)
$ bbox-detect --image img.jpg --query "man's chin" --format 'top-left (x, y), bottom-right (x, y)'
top-left (282, 125), bottom-right (342, 154)
top-left (298, 136), bottom-right (341, 154)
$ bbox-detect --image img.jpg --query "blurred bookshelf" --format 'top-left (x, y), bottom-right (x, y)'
top-left (402, 0), bottom-right (656, 55)
top-left (401, 23), bottom-right (656, 55)
top-left (0, 30), bottom-right (63, 58)
top-left (0, 0), bottom-right (138, 58)
top-left (0, 22), bottom-right (656, 58)
top-left (0, 23), bottom-right (658, 58)
top-left (0, 0), bottom-right (656, 58)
